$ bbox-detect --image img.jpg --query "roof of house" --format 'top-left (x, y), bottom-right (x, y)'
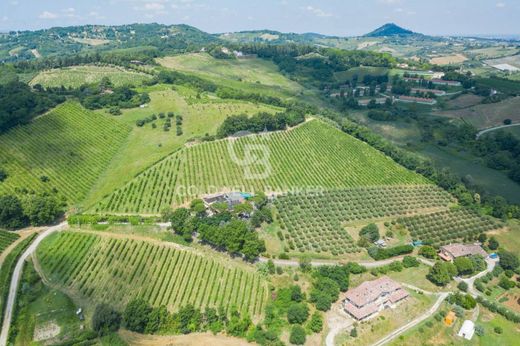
top-left (441, 244), bottom-right (487, 258)
top-left (458, 320), bottom-right (475, 340)
top-left (431, 78), bottom-right (461, 85)
top-left (344, 276), bottom-right (405, 307)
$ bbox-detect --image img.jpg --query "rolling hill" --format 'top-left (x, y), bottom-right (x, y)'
top-left (364, 23), bottom-right (416, 37)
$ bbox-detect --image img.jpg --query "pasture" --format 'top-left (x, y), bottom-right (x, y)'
top-left (36, 231), bottom-right (268, 318)
top-left (29, 65), bottom-right (152, 88)
top-left (273, 185), bottom-right (452, 256)
top-left (157, 53), bottom-right (302, 92)
top-left (82, 87), bottom-right (282, 209)
top-left (0, 102), bottom-right (131, 203)
top-left (435, 96), bottom-right (520, 129)
top-left (94, 119), bottom-right (429, 214)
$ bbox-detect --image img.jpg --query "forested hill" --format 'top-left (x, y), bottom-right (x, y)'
top-left (0, 23), bottom-right (218, 63)
top-left (364, 23), bottom-right (416, 37)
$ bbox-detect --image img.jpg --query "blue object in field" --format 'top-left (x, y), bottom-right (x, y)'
top-left (240, 192), bottom-right (253, 199)
top-left (412, 241), bottom-right (423, 247)
top-left (489, 253), bottom-right (498, 259)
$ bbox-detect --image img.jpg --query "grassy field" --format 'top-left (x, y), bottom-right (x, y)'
top-left (157, 53), bottom-right (302, 93)
top-left (273, 185), bottom-right (451, 256)
top-left (94, 119), bottom-right (429, 214)
top-left (0, 231), bottom-right (19, 255)
top-left (435, 96), bottom-right (520, 129)
top-left (30, 65), bottom-right (152, 88)
top-left (37, 231), bottom-right (268, 318)
top-left (389, 304), bottom-right (520, 346)
top-left (419, 144), bottom-right (520, 204)
top-left (82, 86), bottom-right (282, 209)
top-left (10, 261), bottom-right (86, 346)
top-left (0, 102), bottom-right (131, 203)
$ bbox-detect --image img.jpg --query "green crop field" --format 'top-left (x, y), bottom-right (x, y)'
top-left (94, 119), bottom-right (429, 214)
top-left (82, 87), bottom-right (282, 208)
top-left (157, 53), bottom-right (303, 93)
top-left (0, 102), bottom-right (131, 203)
top-left (37, 231), bottom-right (268, 317)
top-left (398, 208), bottom-right (503, 246)
top-left (273, 185), bottom-right (453, 255)
top-left (29, 65), bottom-right (152, 88)
top-left (0, 231), bottom-right (19, 255)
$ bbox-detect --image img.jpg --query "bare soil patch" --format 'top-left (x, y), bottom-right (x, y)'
top-left (430, 54), bottom-right (467, 65)
top-left (33, 320), bottom-right (60, 342)
top-left (119, 330), bottom-right (250, 346)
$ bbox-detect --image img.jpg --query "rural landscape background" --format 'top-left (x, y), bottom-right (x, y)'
top-left (0, 1), bottom-right (520, 346)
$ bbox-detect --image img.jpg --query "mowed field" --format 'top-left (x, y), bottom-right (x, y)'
top-left (0, 102), bottom-right (130, 203)
top-left (37, 231), bottom-right (268, 318)
top-left (94, 119), bottom-right (429, 214)
top-left (30, 65), bottom-right (152, 88)
top-left (82, 86), bottom-right (282, 209)
top-left (157, 53), bottom-right (302, 92)
top-left (435, 96), bottom-right (520, 129)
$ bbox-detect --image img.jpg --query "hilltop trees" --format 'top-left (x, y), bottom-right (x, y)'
top-left (0, 195), bottom-right (26, 230)
top-left (427, 262), bottom-right (457, 286)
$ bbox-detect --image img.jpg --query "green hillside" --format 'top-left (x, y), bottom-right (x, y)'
top-left (37, 231), bottom-right (268, 317)
top-left (94, 119), bottom-right (429, 214)
top-left (0, 102), bottom-right (130, 203)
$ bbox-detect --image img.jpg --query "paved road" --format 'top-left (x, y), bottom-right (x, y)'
top-left (0, 222), bottom-right (67, 346)
top-left (371, 292), bottom-right (449, 346)
top-left (476, 123), bottom-right (520, 139)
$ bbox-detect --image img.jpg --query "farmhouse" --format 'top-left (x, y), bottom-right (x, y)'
top-left (343, 276), bottom-right (409, 320)
top-left (358, 98), bottom-right (388, 106)
top-left (411, 88), bottom-right (446, 96)
top-left (438, 243), bottom-right (487, 262)
top-left (202, 192), bottom-right (248, 210)
top-left (397, 95), bottom-right (437, 105)
top-left (431, 79), bottom-right (461, 87)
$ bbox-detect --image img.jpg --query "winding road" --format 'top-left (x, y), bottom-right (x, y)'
top-left (0, 222), bottom-right (67, 346)
top-left (475, 123), bottom-right (520, 139)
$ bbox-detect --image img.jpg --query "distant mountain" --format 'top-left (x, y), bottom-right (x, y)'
top-left (365, 23), bottom-right (415, 37)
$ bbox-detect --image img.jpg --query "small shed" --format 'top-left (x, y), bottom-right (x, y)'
top-left (444, 311), bottom-right (456, 326)
top-left (457, 320), bottom-right (475, 340)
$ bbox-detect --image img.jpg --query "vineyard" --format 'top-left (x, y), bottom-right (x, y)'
top-left (29, 65), bottom-right (152, 88)
top-left (0, 102), bottom-right (131, 203)
top-left (36, 231), bottom-right (268, 317)
top-left (273, 185), bottom-right (454, 255)
top-left (0, 231), bottom-right (19, 255)
top-left (94, 119), bottom-right (428, 213)
top-left (397, 208), bottom-right (503, 246)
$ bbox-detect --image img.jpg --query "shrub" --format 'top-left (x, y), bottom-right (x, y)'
top-left (350, 327), bottom-right (358, 337)
top-left (494, 326), bottom-right (503, 334)
top-left (419, 245), bottom-right (437, 259)
top-left (307, 312), bottom-right (323, 333)
top-left (287, 303), bottom-right (309, 324)
top-left (123, 298), bottom-right (152, 333)
top-left (92, 304), bottom-right (121, 336)
top-left (359, 223), bottom-right (379, 242)
top-left (289, 325), bottom-right (306, 345)
top-left (457, 281), bottom-right (468, 292)
top-left (402, 256), bottom-right (420, 268)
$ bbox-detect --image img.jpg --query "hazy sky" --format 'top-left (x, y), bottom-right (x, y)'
top-left (1, 0), bottom-right (519, 36)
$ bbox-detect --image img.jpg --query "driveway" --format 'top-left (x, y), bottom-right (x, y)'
top-left (0, 222), bottom-right (67, 346)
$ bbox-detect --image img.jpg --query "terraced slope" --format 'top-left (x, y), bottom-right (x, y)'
top-left (0, 102), bottom-right (131, 203)
top-left (95, 119), bottom-right (429, 213)
top-left (37, 232), bottom-right (268, 317)
top-left (274, 185), bottom-right (454, 255)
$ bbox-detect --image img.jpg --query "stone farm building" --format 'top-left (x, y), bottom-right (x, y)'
top-left (397, 95), bottom-right (437, 105)
top-left (438, 243), bottom-right (487, 262)
top-left (343, 276), bottom-right (409, 320)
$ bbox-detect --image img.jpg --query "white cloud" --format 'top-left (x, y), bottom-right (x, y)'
top-left (61, 7), bottom-right (79, 18)
top-left (304, 5), bottom-right (332, 17)
top-left (496, 2), bottom-right (506, 8)
top-left (38, 11), bottom-right (58, 19)
top-left (144, 2), bottom-right (165, 10)
top-left (2, 16), bottom-right (8, 22)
